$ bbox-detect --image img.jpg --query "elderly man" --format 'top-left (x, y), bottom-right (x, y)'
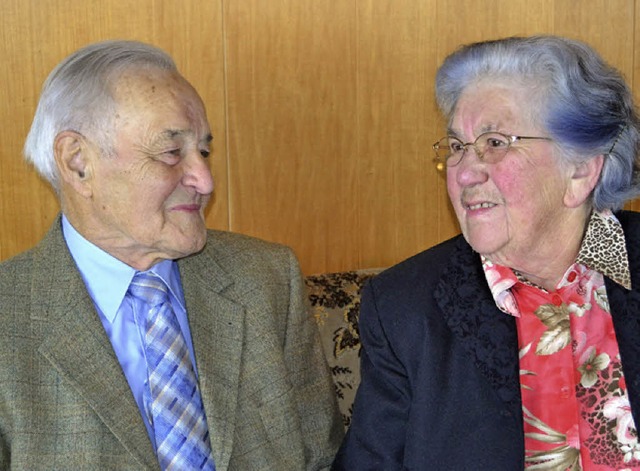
top-left (0, 40), bottom-right (342, 470)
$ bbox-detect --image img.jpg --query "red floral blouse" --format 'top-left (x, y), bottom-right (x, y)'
top-left (483, 211), bottom-right (639, 470)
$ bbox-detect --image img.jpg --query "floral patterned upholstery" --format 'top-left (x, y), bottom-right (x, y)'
top-left (305, 268), bottom-right (383, 429)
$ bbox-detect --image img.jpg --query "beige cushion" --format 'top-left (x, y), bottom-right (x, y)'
top-left (305, 269), bottom-right (382, 429)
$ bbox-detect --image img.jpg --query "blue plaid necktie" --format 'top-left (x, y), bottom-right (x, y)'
top-left (129, 271), bottom-right (215, 471)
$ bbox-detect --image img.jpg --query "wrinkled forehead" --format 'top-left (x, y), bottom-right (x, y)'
top-left (111, 67), bottom-right (207, 123)
top-left (452, 78), bottom-right (545, 129)
top-left (450, 79), bottom-right (543, 135)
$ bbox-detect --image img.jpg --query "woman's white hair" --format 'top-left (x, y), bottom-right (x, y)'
top-left (435, 35), bottom-right (640, 211)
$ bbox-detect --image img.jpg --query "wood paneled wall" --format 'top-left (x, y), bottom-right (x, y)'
top-left (1, 0), bottom-right (638, 275)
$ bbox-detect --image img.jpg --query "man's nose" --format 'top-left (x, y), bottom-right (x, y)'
top-left (182, 151), bottom-right (214, 195)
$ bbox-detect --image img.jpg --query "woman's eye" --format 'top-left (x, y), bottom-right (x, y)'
top-left (487, 138), bottom-right (507, 148)
top-left (450, 142), bottom-right (464, 153)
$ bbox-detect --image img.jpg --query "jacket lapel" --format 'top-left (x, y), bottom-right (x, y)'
top-left (434, 237), bottom-right (521, 411)
top-left (33, 218), bottom-right (158, 469)
top-left (179, 246), bottom-right (246, 471)
top-left (606, 211), bottom-right (640, 430)
top-left (606, 280), bottom-right (640, 431)
top-left (433, 216), bottom-right (640, 427)
top-left (33, 218), bottom-right (248, 470)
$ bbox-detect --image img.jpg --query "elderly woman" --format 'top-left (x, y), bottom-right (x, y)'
top-left (333, 36), bottom-right (640, 470)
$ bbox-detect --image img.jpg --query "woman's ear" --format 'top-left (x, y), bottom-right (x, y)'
top-left (563, 155), bottom-right (604, 208)
top-left (54, 131), bottom-right (93, 198)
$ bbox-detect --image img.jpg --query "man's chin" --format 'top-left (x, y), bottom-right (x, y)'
top-left (160, 228), bottom-right (208, 260)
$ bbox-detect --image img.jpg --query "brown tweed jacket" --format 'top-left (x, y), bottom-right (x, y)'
top-left (0, 216), bottom-right (343, 470)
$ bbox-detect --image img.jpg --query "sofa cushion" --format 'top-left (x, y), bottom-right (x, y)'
top-left (305, 269), bottom-right (382, 429)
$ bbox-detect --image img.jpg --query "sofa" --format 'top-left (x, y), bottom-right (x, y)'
top-left (304, 268), bottom-right (383, 429)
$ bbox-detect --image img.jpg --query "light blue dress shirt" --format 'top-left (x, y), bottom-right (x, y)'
top-left (61, 216), bottom-right (199, 445)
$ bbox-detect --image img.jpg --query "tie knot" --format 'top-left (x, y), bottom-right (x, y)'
top-left (128, 272), bottom-right (169, 307)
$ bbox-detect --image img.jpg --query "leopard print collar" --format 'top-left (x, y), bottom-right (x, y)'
top-left (577, 210), bottom-right (631, 290)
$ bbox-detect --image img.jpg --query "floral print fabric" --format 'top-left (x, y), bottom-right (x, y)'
top-left (483, 211), bottom-right (639, 470)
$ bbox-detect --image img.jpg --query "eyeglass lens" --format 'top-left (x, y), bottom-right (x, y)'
top-left (436, 132), bottom-right (512, 166)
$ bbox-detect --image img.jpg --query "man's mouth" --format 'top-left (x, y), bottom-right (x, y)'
top-left (171, 203), bottom-right (202, 212)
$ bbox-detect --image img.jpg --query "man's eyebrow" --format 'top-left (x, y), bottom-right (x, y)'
top-left (155, 130), bottom-right (212, 146)
top-left (161, 129), bottom-right (188, 140)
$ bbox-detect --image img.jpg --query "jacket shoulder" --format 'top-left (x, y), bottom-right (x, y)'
top-left (614, 210), bottom-right (640, 286)
top-left (370, 234), bottom-right (468, 297)
top-left (204, 229), bottom-right (294, 262)
top-left (616, 210), bottom-right (640, 241)
top-left (183, 230), bottom-right (298, 285)
top-left (0, 248), bottom-right (37, 287)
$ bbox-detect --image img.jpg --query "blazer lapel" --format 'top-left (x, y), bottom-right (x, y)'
top-left (32, 218), bottom-right (158, 469)
top-left (606, 281), bottom-right (640, 431)
top-left (434, 237), bottom-right (521, 411)
top-left (179, 249), bottom-right (246, 471)
top-left (605, 210), bottom-right (640, 430)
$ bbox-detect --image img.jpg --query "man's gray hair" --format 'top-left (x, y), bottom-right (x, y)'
top-left (24, 40), bottom-right (177, 191)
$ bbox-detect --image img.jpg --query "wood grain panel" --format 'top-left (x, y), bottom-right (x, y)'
top-left (553, 0), bottom-right (634, 75)
top-left (628, 0), bottom-right (640, 212)
top-left (355, 0), bottom-right (448, 270)
top-left (223, 0), bottom-right (359, 274)
top-left (0, 0), bottom-right (227, 262)
top-left (435, 0), bottom-right (554, 53)
top-left (1, 0), bottom-right (638, 275)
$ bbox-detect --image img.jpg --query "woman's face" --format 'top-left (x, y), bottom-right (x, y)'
top-left (446, 82), bottom-right (578, 271)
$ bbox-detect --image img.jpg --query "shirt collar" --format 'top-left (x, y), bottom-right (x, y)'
top-left (61, 215), bottom-right (183, 322)
top-left (481, 210), bottom-right (632, 316)
top-left (576, 210), bottom-right (631, 290)
top-left (137, 259), bottom-right (185, 312)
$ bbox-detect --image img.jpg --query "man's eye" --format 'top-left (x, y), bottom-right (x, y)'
top-left (158, 149), bottom-right (181, 165)
top-left (200, 149), bottom-right (210, 158)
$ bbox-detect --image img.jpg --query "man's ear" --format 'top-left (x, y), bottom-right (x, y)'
top-left (563, 155), bottom-right (604, 208)
top-left (54, 131), bottom-right (93, 198)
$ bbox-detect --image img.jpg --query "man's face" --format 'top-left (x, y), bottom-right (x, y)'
top-left (82, 68), bottom-right (214, 269)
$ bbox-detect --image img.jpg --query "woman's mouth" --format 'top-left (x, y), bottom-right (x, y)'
top-left (465, 202), bottom-right (496, 211)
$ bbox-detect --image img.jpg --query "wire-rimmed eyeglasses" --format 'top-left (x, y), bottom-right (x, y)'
top-left (432, 132), bottom-right (552, 171)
